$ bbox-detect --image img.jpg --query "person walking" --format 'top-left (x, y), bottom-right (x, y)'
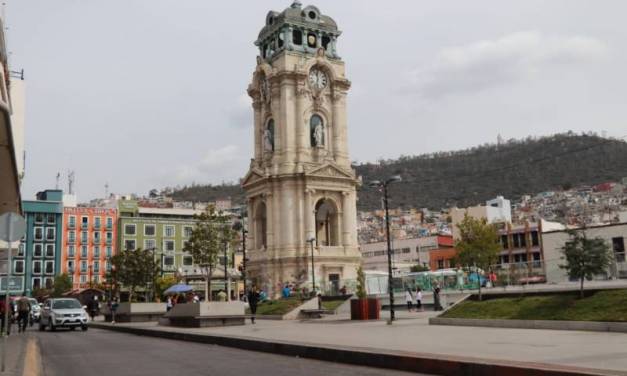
top-left (108, 297), bottom-right (119, 324)
top-left (87, 296), bottom-right (100, 321)
top-left (166, 296), bottom-right (173, 312)
top-left (0, 297), bottom-right (10, 335)
top-left (247, 287), bottom-right (260, 324)
top-left (16, 295), bottom-right (31, 333)
top-left (405, 287), bottom-right (415, 312)
top-left (433, 284), bottom-right (442, 311)
top-left (416, 287), bottom-right (423, 311)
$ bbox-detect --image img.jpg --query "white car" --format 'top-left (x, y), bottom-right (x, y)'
top-left (39, 298), bottom-right (89, 332)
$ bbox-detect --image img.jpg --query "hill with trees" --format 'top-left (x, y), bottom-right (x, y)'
top-left (166, 133), bottom-right (627, 211)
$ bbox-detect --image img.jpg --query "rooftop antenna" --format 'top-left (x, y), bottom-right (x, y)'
top-left (68, 170), bottom-right (75, 195)
top-left (55, 172), bottom-right (61, 189)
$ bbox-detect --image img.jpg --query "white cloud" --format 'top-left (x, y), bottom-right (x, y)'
top-left (169, 145), bottom-right (247, 185)
top-left (408, 31), bottom-right (609, 98)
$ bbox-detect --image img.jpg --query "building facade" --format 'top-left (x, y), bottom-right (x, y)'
top-left (19, 190), bottom-right (64, 293)
top-left (61, 206), bottom-right (117, 289)
top-left (242, 3), bottom-right (361, 296)
top-left (360, 237), bottom-right (437, 274)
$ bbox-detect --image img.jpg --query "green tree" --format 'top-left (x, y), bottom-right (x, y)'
top-left (560, 229), bottom-right (612, 298)
top-left (410, 264), bottom-right (430, 273)
top-left (454, 214), bottom-right (501, 300)
top-left (183, 206), bottom-right (235, 301)
top-left (110, 248), bottom-right (160, 302)
top-left (155, 275), bottom-right (178, 300)
top-left (355, 266), bottom-right (367, 299)
top-left (52, 273), bottom-right (73, 297)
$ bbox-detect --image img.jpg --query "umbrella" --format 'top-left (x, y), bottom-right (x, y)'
top-left (164, 284), bottom-right (193, 295)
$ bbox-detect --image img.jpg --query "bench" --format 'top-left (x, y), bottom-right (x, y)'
top-left (300, 309), bottom-right (327, 319)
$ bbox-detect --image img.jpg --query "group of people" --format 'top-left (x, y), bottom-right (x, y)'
top-left (165, 293), bottom-right (200, 311)
top-left (404, 287), bottom-right (424, 312)
top-left (0, 295), bottom-right (32, 334)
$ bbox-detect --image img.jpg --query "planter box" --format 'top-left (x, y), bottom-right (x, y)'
top-left (350, 298), bottom-right (380, 320)
top-left (161, 301), bottom-right (246, 327)
top-left (103, 302), bottom-right (167, 323)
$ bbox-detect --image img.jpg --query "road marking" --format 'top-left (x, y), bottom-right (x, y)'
top-left (22, 337), bottom-right (42, 376)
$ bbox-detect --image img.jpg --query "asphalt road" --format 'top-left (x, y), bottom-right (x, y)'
top-left (33, 327), bottom-right (427, 376)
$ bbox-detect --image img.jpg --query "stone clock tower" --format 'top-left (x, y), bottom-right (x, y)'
top-left (242, 2), bottom-right (360, 297)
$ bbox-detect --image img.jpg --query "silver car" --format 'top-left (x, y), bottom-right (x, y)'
top-left (39, 298), bottom-right (89, 332)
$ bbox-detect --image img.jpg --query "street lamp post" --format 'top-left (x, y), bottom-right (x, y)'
top-left (306, 237), bottom-right (316, 295)
top-left (223, 237), bottom-right (229, 301)
top-left (232, 214), bottom-right (248, 296)
top-left (369, 175), bottom-right (402, 323)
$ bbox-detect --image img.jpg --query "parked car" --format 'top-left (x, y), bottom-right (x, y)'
top-left (39, 298), bottom-right (89, 332)
top-left (29, 298), bottom-right (41, 325)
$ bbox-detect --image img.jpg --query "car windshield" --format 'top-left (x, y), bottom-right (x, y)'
top-left (52, 300), bottom-right (82, 309)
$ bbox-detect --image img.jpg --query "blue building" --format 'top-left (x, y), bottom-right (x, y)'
top-left (18, 190), bottom-right (64, 295)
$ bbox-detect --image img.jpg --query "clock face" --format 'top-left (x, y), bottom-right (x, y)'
top-left (308, 69), bottom-right (328, 90)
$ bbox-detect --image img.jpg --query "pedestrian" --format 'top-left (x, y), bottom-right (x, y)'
top-left (416, 287), bottom-right (423, 311)
top-left (193, 294), bottom-right (200, 303)
top-left (0, 297), bottom-right (10, 336)
top-left (247, 287), bottom-right (260, 324)
top-left (87, 296), bottom-right (99, 321)
top-left (405, 287), bottom-right (414, 312)
top-left (16, 295), bottom-right (31, 333)
top-left (282, 284), bottom-right (290, 298)
top-left (166, 296), bottom-right (173, 312)
top-left (433, 284), bottom-right (442, 311)
top-left (339, 285), bottom-right (347, 295)
top-left (109, 297), bottom-right (119, 324)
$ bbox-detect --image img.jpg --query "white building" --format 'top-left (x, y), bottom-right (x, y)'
top-left (360, 236), bottom-right (438, 274)
top-left (450, 196), bottom-right (512, 240)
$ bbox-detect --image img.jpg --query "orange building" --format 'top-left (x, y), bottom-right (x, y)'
top-left (61, 207), bottom-right (118, 289)
top-left (429, 235), bottom-right (457, 270)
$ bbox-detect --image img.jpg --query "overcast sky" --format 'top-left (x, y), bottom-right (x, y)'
top-left (8, 0), bottom-right (627, 202)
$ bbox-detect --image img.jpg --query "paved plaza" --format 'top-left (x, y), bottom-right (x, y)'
top-left (93, 311), bottom-right (627, 375)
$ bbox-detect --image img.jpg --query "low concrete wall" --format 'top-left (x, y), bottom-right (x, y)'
top-left (91, 322), bottom-right (615, 376)
top-left (285, 298), bottom-right (318, 320)
top-left (430, 317), bottom-right (627, 333)
top-left (165, 302), bottom-right (245, 318)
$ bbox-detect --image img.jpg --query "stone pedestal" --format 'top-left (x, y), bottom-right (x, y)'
top-left (160, 301), bottom-right (246, 327)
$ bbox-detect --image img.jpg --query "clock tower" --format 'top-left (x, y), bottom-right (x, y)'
top-left (242, 2), bottom-right (361, 297)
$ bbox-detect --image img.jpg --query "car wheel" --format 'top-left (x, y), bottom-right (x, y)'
top-left (81, 326), bottom-right (88, 332)
top-left (49, 321), bottom-right (56, 332)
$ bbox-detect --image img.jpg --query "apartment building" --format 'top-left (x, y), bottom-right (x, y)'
top-left (360, 236), bottom-right (438, 274)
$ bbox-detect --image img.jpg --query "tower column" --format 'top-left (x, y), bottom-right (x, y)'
top-left (331, 92), bottom-right (344, 164)
top-left (253, 101), bottom-right (262, 162)
top-left (341, 191), bottom-right (352, 248)
top-left (304, 189), bottom-right (315, 242)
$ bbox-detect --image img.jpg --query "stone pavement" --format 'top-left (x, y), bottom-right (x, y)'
top-left (93, 310), bottom-right (627, 375)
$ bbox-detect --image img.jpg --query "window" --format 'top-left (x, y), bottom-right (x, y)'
top-left (184, 226), bottom-right (193, 237)
top-left (292, 29), bottom-right (302, 45)
top-left (144, 224), bottom-right (156, 236)
top-left (32, 260), bottom-right (42, 275)
top-left (124, 224), bottom-right (136, 236)
top-left (67, 260), bottom-right (75, 273)
top-left (93, 275), bottom-right (99, 284)
top-left (183, 256), bottom-right (193, 266)
top-left (531, 231), bottom-right (539, 247)
top-left (164, 225), bottom-right (175, 237)
top-left (45, 227), bottom-right (55, 241)
top-left (45, 261), bottom-right (54, 274)
top-left (34, 213), bottom-right (44, 224)
top-left (69, 231), bottom-right (76, 242)
top-left (145, 239), bottom-right (156, 250)
top-left (81, 246), bottom-right (88, 258)
top-left (501, 235), bottom-right (509, 249)
top-left (34, 227), bottom-right (43, 241)
top-left (125, 239), bottom-right (136, 251)
top-left (164, 240), bottom-right (175, 252)
top-left (105, 246), bottom-right (112, 258)
top-left (81, 231), bottom-right (88, 243)
top-left (106, 217), bottom-right (113, 229)
top-left (310, 115), bottom-right (324, 147)
top-left (106, 232), bottom-right (113, 243)
top-left (613, 237), bottom-right (625, 263)
top-left (163, 256), bottom-right (174, 266)
top-left (321, 35), bottom-right (330, 50)
top-left (402, 247), bottom-right (411, 254)
top-left (93, 261), bottom-right (100, 273)
top-left (94, 217), bottom-right (101, 229)
top-left (520, 233), bottom-right (527, 248)
top-left (13, 260), bottom-right (24, 274)
top-left (33, 244), bottom-right (43, 258)
top-left (17, 243), bottom-right (25, 257)
top-left (32, 278), bottom-right (41, 290)
top-left (80, 275), bottom-right (87, 284)
top-left (437, 259), bottom-right (444, 269)
top-left (69, 216), bottom-right (76, 228)
top-left (94, 246), bottom-right (100, 258)
top-left (80, 261), bottom-right (87, 273)
top-left (94, 232), bottom-right (101, 243)
top-left (44, 277), bottom-right (54, 289)
top-left (81, 216), bottom-right (89, 228)
top-left (47, 213), bottom-right (56, 224)
top-left (45, 244), bottom-right (55, 258)
top-left (68, 245), bottom-right (75, 258)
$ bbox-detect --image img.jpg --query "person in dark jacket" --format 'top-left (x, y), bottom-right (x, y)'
top-left (247, 287), bottom-right (260, 324)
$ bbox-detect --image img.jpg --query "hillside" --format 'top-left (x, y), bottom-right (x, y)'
top-left (167, 133), bottom-right (627, 211)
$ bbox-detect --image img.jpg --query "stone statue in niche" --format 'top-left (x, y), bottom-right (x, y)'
top-left (263, 126), bottom-right (274, 152)
top-left (313, 123), bottom-right (324, 147)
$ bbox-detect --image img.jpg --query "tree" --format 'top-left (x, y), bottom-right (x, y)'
top-left (183, 206), bottom-right (235, 301)
top-left (410, 264), bottom-right (430, 273)
top-left (355, 266), bottom-right (367, 299)
top-left (155, 275), bottom-right (178, 300)
top-left (560, 229), bottom-right (612, 298)
top-left (454, 214), bottom-right (501, 300)
top-left (110, 248), bottom-right (160, 302)
top-left (52, 273), bottom-right (73, 297)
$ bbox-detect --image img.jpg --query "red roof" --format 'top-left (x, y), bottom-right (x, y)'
top-left (438, 235), bottom-right (454, 247)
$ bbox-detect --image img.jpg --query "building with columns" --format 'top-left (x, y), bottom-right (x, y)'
top-left (241, 2), bottom-right (361, 297)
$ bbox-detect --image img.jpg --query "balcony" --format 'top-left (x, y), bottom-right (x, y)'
top-left (106, 223), bottom-right (112, 230)
top-left (105, 238), bottom-right (112, 245)
top-left (80, 222), bottom-right (89, 230)
top-left (94, 223), bottom-right (101, 231)
top-left (68, 238), bottom-right (75, 244)
top-left (68, 222), bottom-right (76, 230)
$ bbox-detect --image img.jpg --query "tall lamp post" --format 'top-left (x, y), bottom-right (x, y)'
top-left (223, 236), bottom-right (229, 301)
top-left (369, 175), bottom-right (402, 323)
top-left (232, 212), bottom-right (248, 296)
top-left (306, 237), bottom-right (316, 295)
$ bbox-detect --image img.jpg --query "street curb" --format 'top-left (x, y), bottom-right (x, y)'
top-left (429, 317), bottom-right (627, 333)
top-left (89, 323), bottom-right (623, 376)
